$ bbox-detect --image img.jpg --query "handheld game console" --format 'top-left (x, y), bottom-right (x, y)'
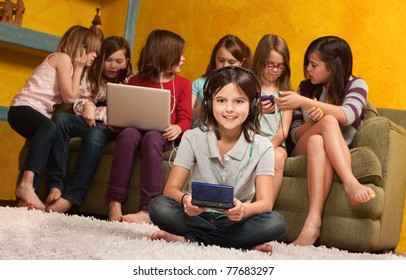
top-left (191, 182), bottom-right (234, 209)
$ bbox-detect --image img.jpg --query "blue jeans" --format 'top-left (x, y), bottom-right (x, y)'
top-left (149, 196), bottom-right (286, 249)
top-left (46, 112), bottom-right (116, 205)
top-left (7, 106), bottom-right (57, 189)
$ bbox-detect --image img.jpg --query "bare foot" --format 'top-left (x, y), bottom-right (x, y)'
top-left (121, 210), bottom-right (151, 224)
top-left (16, 199), bottom-right (36, 209)
top-left (149, 230), bottom-right (187, 243)
top-left (292, 222), bottom-right (321, 246)
top-left (252, 243), bottom-right (273, 255)
top-left (344, 181), bottom-right (376, 206)
top-left (15, 184), bottom-right (45, 211)
top-left (46, 197), bottom-right (73, 213)
top-left (45, 187), bottom-right (62, 206)
top-left (108, 201), bottom-right (123, 221)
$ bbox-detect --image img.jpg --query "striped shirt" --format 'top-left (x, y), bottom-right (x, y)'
top-left (290, 76), bottom-right (368, 146)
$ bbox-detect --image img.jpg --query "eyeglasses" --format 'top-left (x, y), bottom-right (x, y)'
top-left (264, 62), bottom-right (286, 71)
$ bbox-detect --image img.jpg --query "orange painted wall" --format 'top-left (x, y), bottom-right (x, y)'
top-left (133, 0), bottom-right (406, 110)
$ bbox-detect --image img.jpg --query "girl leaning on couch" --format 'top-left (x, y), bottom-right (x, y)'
top-left (276, 36), bottom-right (376, 246)
top-left (8, 25), bottom-right (100, 211)
top-left (44, 36), bottom-right (133, 213)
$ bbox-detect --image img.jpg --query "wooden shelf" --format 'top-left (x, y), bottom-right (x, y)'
top-left (0, 0), bottom-right (139, 122)
top-left (0, 22), bottom-right (60, 53)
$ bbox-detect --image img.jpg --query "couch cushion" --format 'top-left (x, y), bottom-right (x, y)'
top-left (284, 146), bottom-right (382, 186)
top-left (275, 177), bottom-right (384, 220)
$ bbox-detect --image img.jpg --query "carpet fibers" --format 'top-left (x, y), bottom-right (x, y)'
top-left (0, 206), bottom-right (405, 260)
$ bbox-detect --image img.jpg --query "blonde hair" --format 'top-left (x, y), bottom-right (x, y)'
top-left (57, 25), bottom-right (101, 59)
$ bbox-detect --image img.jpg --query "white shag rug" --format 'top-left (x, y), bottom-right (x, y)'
top-left (0, 206), bottom-right (404, 260)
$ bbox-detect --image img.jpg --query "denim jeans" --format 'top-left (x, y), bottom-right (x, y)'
top-left (149, 195), bottom-right (287, 249)
top-left (46, 112), bottom-right (116, 205)
top-left (107, 127), bottom-right (175, 211)
top-left (7, 106), bottom-right (57, 189)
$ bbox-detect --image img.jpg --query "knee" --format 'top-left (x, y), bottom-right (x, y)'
top-left (142, 131), bottom-right (164, 148)
top-left (116, 127), bottom-right (142, 145)
top-left (53, 112), bottom-right (72, 127)
top-left (319, 114), bottom-right (339, 129)
top-left (149, 196), bottom-right (167, 213)
top-left (40, 119), bottom-right (57, 139)
top-left (82, 128), bottom-right (108, 148)
top-left (263, 211), bottom-right (287, 235)
top-left (274, 148), bottom-right (287, 170)
top-left (149, 196), bottom-right (172, 222)
top-left (307, 135), bottom-right (324, 150)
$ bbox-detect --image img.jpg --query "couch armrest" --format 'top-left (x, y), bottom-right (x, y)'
top-left (353, 116), bottom-right (406, 248)
top-left (353, 116), bottom-right (406, 174)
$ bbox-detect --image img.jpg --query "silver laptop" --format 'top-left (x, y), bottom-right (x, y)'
top-left (106, 82), bottom-right (171, 131)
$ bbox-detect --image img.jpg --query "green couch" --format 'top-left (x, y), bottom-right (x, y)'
top-left (18, 103), bottom-right (406, 252)
top-left (274, 103), bottom-right (406, 252)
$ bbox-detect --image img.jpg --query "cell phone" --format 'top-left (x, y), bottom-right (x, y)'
top-left (114, 68), bottom-right (127, 84)
top-left (260, 94), bottom-right (275, 104)
top-left (260, 95), bottom-right (275, 114)
top-left (191, 182), bottom-right (234, 209)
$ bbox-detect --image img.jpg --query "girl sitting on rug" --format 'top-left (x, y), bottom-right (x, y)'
top-left (148, 66), bottom-right (286, 254)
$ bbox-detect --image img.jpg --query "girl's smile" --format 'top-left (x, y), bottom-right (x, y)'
top-left (212, 83), bottom-right (249, 133)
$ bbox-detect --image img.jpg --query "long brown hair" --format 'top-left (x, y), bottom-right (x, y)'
top-left (87, 36), bottom-right (132, 94)
top-left (204, 35), bottom-right (251, 76)
top-left (137, 29), bottom-right (185, 80)
top-left (303, 36), bottom-right (353, 105)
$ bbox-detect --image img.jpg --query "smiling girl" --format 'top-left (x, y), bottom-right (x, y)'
top-left (148, 66), bottom-right (286, 254)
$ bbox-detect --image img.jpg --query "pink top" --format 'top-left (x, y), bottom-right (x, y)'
top-left (11, 53), bottom-right (70, 119)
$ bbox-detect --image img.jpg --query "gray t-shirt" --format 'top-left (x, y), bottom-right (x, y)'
top-left (174, 127), bottom-right (275, 203)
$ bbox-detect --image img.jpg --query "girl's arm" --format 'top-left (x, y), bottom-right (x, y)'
top-left (226, 175), bottom-right (274, 221)
top-left (163, 165), bottom-right (190, 203)
top-left (191, 94), bottom-right (201, 123)
top-left (163, 165), bottom-right (207, 216)
top-left (163, 80), bottom-right (192, 141)
top-left (53, 52), bottom-right (87, 104)
top-left (244, 175), bottom-right (274, 216)
top-left (271, 109), bottom-right (293, 148)
top-left (278, 91), bottom-right (348, 124)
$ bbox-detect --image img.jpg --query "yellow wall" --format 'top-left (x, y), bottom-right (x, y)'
top-left (134, 0), bottom-right (406, 110)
